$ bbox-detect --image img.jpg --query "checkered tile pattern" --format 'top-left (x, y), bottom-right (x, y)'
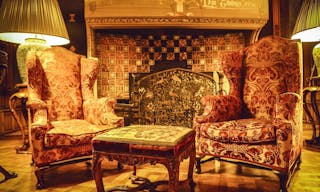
top-left (95, 31), bottom-right (245, 99)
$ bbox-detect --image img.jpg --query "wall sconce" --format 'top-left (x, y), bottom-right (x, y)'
top-left (0, 0), bottom-right (70, 85)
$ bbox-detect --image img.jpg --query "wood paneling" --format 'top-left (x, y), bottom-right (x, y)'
top-left (0, 41), bottom-right (22, 135)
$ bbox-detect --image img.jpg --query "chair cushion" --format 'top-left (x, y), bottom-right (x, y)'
top-left (93, 125), bottom-right (194, 147)
top-left (45, 119), bottom-right (115, 147)
top-left (199, 118), bottom-right (275, 144)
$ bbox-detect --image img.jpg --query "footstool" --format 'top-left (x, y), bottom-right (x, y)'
top-left (92, 125), bottom-right (196, 192)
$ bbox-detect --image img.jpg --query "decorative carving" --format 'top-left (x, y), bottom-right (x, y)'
top-left (92, 130), bottom-right (195, 192)
top-left (92, 128), bottom-right (196, 192)
top-left (131, 68), bottom-right (218, 127)
top-left (86, 16), bottom-right (267, 27)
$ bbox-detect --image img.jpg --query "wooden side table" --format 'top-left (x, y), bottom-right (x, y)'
top-left (9, 84), bottom-right (29, 153)
top-left (303, 86), bottom-right (320, 148)
top-left (92, 125), bottom-right (195, 192)
top-left (0, 165), bottom-right (17, 183)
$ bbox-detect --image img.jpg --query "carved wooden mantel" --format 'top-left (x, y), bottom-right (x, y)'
top-left (85, 0), bottom-right (269, 57)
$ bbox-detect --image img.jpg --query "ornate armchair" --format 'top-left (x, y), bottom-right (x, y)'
top-left (193, 36), bottom-right (303, 192)
top-left (26, 47), bottom-right (124, 188)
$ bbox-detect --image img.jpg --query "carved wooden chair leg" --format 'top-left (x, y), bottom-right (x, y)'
top-left (35, 167), bottom-right (45, 189)
top-left (297, 154), bottom-right (302, 170)
top-left (278, 172), bottom-right (288, 192)
top-left (195, 157), bottom-right (202, 174)
top-left (117, 162), bottom-right (123, 170)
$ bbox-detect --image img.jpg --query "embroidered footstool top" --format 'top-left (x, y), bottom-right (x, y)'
top-left (93, 125), bottom-right (194, 147)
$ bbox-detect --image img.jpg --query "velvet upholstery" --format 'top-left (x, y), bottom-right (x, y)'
top-left (26, 47), bottom-right (124, 188)
top-left (193, 36), bottom-right (302, 191)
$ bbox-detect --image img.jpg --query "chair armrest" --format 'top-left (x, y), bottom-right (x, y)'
top-left (27, 98), bottom-right (48, 129)
top-left (193, 95), bottom-right (241, 124)
top-left (83, 97), bottom-right (124, 127)
top-left (273, 92), bottom-right (301, 123)
top-left (273, 92), bottom-right (303, 167)
top-left (27, 99), bottom-right (50, 155)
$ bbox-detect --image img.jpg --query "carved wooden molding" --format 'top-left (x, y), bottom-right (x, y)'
top-left (86, 16), bottom-right (267, 29)
top-left (86, 16), bottom-right (267, 57)
top-left (85, 0), bottom-right (269, 57)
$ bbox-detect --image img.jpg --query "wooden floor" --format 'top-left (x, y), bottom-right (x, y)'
top-left (0, 125), bottom-right (319, 192)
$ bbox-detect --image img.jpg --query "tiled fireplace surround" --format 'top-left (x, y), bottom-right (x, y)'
top-left (94, 29), bottom-right (247, 100)
top-left (85, 1), bottom-right (269, 101)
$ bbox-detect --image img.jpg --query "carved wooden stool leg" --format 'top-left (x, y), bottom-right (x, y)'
top-left (92, 152), bottom-right (105, 192)
top-left (188, 146), bottom-right (196, 189)
top-left (166, 159), bottom-right (180, 192)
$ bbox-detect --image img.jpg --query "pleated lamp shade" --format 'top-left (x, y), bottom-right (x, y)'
top-left (0, 0), bottom-right (70, 46)
top-left (291, 0), bottom-right (320, 42)
top-left (0, 0), bottom-right (70, 84)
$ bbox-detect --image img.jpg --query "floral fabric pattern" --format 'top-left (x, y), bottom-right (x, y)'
top-left (193, 36), bottom-right (303, 179)
top-left (81, 57), bottom-right (99, 100)
top-left (27, 47), bottom-right (124, 168)
top-left (45, 119), bottom-right (114, 147)
top-left (31, 124), bottom-right (92, 167)
top-left (94, 125), bottom-right (194, 147)
top-left (243, 37), bottom-right (288, 119)
top-left (194, 95), bottom-right (241, 124)
top-left (37, 47), bottom-right (84, 121)
top-left (83, 98), bottom-right (124, 127)
top-left (221, 50), bottom-right (243, 98)
top-left (197, 118), bottom-right (275, 144)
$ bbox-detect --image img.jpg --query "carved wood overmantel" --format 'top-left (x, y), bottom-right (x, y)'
top-left (84, 0), bottom-right (269, 57)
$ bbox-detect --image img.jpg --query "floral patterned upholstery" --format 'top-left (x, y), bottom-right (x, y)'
top-left (197, 118), bottom-right (276, 144)
top-left (94, 125), bottom-right (194, 147)
top-left (193, 36), bottom-right (302, 191)
top-left (26, 47), bottom-right (124, 188)
top-left (45, 119), bottom-right (116, 147)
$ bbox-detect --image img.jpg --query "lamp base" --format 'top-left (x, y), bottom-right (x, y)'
top-left (16, 38), bottom-right (50, 84)
top-left (313, 43), bottom-right (320, 77)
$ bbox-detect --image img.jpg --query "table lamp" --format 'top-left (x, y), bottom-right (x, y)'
top-left (0, 0), bottom-right (70, 84)
top-left (292, 0), bottom-right (320, 147)
top-left (291, 0), bottom-right (320, 77)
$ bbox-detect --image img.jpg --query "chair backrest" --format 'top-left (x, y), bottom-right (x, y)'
top-left (242, 36), bottom-right (302, 119)
top-left (27, 47), bottom-right (99, 121)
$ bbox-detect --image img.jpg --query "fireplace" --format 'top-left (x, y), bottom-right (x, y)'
top-left (84, 0), bottom-right (269, 100)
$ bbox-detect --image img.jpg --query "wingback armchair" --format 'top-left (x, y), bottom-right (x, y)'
top-left (26, 47), bottom-right (124, 188)
top-left (193, 36), bottom-right (303, 192)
